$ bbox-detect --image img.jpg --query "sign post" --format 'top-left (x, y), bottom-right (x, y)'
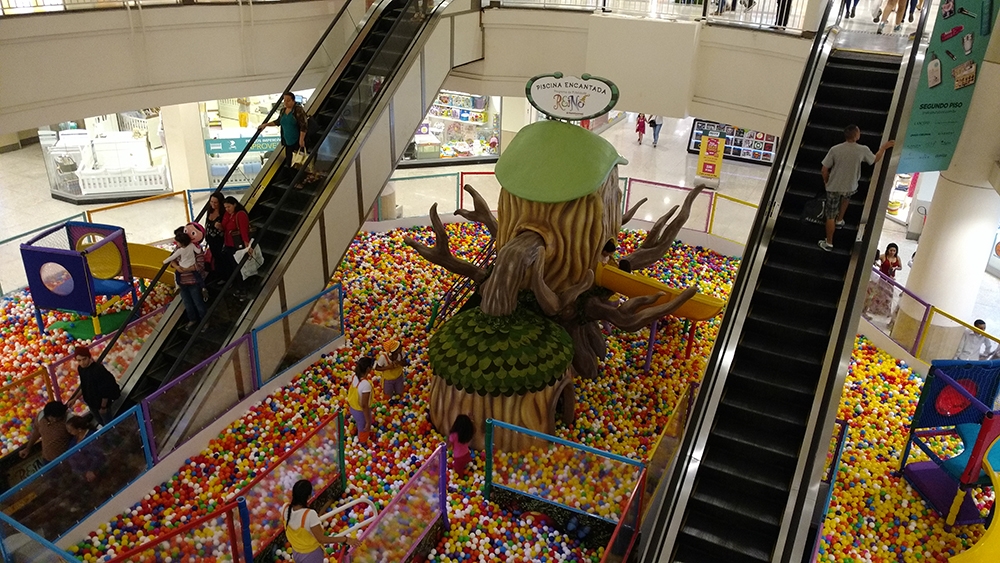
top-left (696, 131), bottom-right (726, 181)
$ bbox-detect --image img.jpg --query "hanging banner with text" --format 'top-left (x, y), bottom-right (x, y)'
top-left (897, 0), bottom-right (1000, 173)
top-left (697, 132), bottom-right (726, 179)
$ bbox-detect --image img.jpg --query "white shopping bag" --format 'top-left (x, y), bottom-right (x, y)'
top-left (234, 240), bottom-right (265, 280)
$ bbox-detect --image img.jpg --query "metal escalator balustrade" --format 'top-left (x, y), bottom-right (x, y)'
top-left (104, 0), bottom-right (444, 422)
top-left (642, 2), bottom-right (931, 562)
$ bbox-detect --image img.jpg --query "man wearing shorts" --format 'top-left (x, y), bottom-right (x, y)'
top-left (818, 125), bottom-right (894, 251)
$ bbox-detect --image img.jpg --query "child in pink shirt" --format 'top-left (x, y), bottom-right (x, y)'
top-left (449, 414), bottom-right (474, 478)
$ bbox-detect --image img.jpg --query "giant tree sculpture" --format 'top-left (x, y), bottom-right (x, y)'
top-left (405, 120), bottom-right (705, 450)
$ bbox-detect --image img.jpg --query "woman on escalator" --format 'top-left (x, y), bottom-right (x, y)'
top-left (221, 196), bottom-right (253, 300)
top-left (204, 192), bottom-right (226, 283)
top-left (258, 92), bottom-right (307, 181)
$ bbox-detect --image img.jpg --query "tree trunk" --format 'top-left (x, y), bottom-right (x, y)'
top-left (480, 231), bottom-right (544, 316)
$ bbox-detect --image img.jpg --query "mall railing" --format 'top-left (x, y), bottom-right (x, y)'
top-left (0, 0), bottom-right (291, 17)
top-left (84, 191), bottom-right (190, 245)
top-left (485, 419), bottom-right (648, 559)
top-left (807, 418), bottom-right (847, 563)
top-left (494, 0), bottom-right (812, 32)
top-left (346, 444), bottom-right (448, 563)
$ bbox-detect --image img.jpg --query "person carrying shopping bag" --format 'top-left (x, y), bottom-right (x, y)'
top-left (258, 92), bottom-right (307, 181)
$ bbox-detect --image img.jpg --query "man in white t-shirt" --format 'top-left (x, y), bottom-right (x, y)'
top-left (818, 125), bottom-right (894, 252)
top-left (955, 320), bottom-right (996, 361)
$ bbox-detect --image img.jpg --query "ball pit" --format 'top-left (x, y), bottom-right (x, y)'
top-left (0, 282), bottom-right (173, 456)
top-left (25, 223), bottom-right (983, 563)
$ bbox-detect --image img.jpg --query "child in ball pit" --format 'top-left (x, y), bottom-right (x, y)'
top-left (375, 339), bottom-right (405, 405)
top-left (347, 357), bottom-right (374, 446)
top-left (283, 479), bottom-right (358, 562)
top-left (449, 414), bottom-right (474, 478)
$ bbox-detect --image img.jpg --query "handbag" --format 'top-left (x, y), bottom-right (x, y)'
top-left (291, 150), bottom-right (308, 169)
top-left (233, 241), bottom-right (265, 280)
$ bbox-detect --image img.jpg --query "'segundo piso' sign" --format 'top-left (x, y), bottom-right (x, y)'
top-left (526, 73), bottom-right (619, 121)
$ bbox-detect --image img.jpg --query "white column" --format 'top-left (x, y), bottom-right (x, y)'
top-left (160, 103), bottom-right (210, 192)
top-left (499, 96), bottom-right (531, 154)
top-left (893, 46), bottom-right (1000, 358)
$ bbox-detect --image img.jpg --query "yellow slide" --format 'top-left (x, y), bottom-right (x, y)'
top-left (126, 243), bottom-right (176, 288)
top-left (951, 437), bottom-right (1000, 563)
top-left (594, 262), bottom-right (725, 322)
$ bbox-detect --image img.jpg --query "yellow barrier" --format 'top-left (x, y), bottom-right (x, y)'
top-left (85, 190), bottom-right (191, 225)
top-left (913, 307), bottom-right (1000, 361)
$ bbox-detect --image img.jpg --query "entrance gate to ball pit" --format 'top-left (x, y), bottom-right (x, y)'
top-left (483, 419), bottom-right (648, 562)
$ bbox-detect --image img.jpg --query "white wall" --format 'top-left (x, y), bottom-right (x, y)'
top-left (2, 4), bottom-right (809, 137)
top-left (0, 1), bottom-right (347, 135)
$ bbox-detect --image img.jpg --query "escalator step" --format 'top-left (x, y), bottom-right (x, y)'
top-left (712, 417), bottom-right (802, 463)
top-left (678, 511), bottom-right (772, 563)
top-left (816, 82), bottom-right (894, 107)
top-left (752, 286), bottom-right (838, 325)
top-left (810, 102), bottom-right (889, 130)
top-left (691, 471), bottom-right (784, 528)
top-left (701, 447), bottom-right (792, 495)
top-left (821, 63), bottom-right (899, 89)
top-left (801, 122), bottom-right (883, 148)
top-left (758, 262), bottom-right (844, 299)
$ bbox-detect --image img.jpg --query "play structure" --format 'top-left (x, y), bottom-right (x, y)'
top-left (899, 360), bottom-right (1000, 529)
top-left (951, 436), bottom-right (1000, 562)
top-left (406, 119), bottom-right (719, 450)
top-left (19, 221), bottom-right (172, 337)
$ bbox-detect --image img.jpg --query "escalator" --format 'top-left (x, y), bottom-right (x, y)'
top-left (643, 4), bottom-right (929, 563)
top-left (108, 0), bottom-right (452, 414)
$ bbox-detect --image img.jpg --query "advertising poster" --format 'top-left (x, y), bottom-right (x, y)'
top-left (697, 131), bottom-right (726, 179)
top-left (897, 0), bottom-right (1000, 173)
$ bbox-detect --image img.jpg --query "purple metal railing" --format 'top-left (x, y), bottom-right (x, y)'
top-left (865, 266), bottom-right (932, 356)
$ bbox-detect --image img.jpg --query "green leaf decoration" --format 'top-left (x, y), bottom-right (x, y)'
top-left (429, 306), bottom-right (574, 396)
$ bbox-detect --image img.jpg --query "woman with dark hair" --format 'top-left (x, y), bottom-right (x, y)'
top-left (258, 92), bottom-right (308, 180)
top-left (204, 192), bottom-right (226, 281)
top-left (220, 196), bottom-right (252, 297)
top-left (449, 414), bottom-right (474, 477)
top-left (282, 479), bottom-right (357, 562)
top-left (66, 414), bottom-right (103, 483)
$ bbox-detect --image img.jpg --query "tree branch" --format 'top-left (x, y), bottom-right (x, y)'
top-left (622, 185), bottom-right (706, 271)
top-left (531, 249), bottom-right (594, 317)
top-left (403, 203), bottom-right (487, 283)
top-left (454, 185), bottom-right (498, 239)
top-left (622, 197), bottom-right (647, 224)
top-left (583, 286), bottom-right (698, 331)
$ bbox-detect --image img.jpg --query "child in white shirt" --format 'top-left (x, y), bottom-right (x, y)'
top-left (164, 227), bottom-right (206, 298)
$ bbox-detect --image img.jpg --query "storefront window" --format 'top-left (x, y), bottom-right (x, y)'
top-left (39, 111), bottom-right (170, 204)
top-left (201, 91), bottom-right (312, 188)
top-left (401, 90), bottom-right (501, 165)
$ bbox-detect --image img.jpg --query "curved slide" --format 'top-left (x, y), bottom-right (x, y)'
top-left (594, 263), bottom-right (726, 321)
top-left (951, 437), bottom-right (1000, 562)
top-left (126, 243), bottom-right (176, 288)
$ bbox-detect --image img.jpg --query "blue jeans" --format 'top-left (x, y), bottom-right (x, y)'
top-left (652, 123), bottom-right (663, 145)
top-left (178, 283), bottom-right (207, 323)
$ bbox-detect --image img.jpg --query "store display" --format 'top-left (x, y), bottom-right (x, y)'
top-left (687, 119), bottom-right (777, 166)
top-left (402, 90), bottom-right (501, 164)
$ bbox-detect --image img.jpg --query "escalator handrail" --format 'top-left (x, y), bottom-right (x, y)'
top-left (97, 0), bottom-right (365, 410)
top-left (639, 0), bottom-right (841, 559)
top-left (158, 0), bottom-right (438, 388)
top-left (190, 0), bottom-right (363, 227)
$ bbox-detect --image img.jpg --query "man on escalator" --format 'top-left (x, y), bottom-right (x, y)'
top-left (817, 125), bottom-right (894, 252)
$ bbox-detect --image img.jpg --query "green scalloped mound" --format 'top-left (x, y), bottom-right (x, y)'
top-left (494, 120), bottom-right (628, 203)
top-left (428, 307), bottom-right (574, 396)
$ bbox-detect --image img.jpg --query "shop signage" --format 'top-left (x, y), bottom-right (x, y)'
top-left (204, 136), bottom-right (281, 155)
top-left (696, 131), bottom-right (726, 179)
top-left (525, 73), bottom-right (619, 121)
top-left (897, 0), bottom-right (999, 173)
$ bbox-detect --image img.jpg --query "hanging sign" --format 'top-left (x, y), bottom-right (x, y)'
top-left (897, 0), bottom-right (1000, 173)
top-left (696, 131), bottom-right (726, 179)
top-left (525, 73), bottom-right (619, 121)
top-left (204, 136), bottom-right (281, 155)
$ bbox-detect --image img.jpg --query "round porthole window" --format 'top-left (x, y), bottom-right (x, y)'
top-left (40, 262), bottom-right (75, 296)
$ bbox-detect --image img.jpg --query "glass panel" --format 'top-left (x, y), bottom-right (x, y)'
top-left (0, 370), bottom-right (54, 457)
top-left (491, 425), bottom-right (643, 522)
top-left (710, 195), bottom-right (758, 244)
top-left (240, 416), bottom-right (343, 553)
top-left (0, 412), bottom-right (148, 541)
top-left (145, 337), bottom-right (255, 459)
top-left (390, 174), bottom-right (461, 218)
top-left (601, 477), bottom-right (643, 563)
top-left (110, 511), bottom-right (237, 562)
top-left (351, 451), bottom-right (442, 562)
top-left (625, 180), bottom-right (713, 234)
top-left (188, 187), bottom-right (248, 222)
top-left (254, 286), bottom-right (343, 385)
top-left (0, 515), bottom-right (75, 562)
